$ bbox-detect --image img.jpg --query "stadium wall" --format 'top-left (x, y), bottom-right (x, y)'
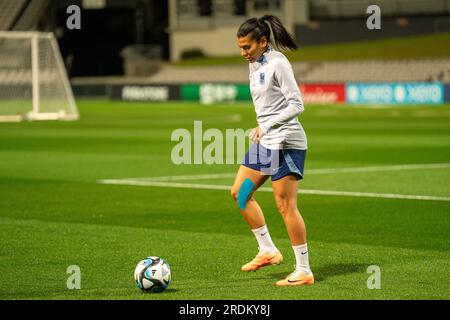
top-left (295, 16), bottom-right (450, 45)
top-left (72, 82), bottom-right (449, 104)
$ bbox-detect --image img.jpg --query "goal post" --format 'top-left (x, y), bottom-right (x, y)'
top-left (0, 31), bottom-right (79, 122)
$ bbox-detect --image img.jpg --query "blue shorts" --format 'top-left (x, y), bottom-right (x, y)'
top-left (242, 143), bottom-right (306, 181)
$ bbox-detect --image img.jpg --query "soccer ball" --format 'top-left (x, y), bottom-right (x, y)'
top-left (134, 256), bottom-right (172, 292)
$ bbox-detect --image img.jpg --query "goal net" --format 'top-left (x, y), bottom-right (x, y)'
top-left (0, 32), bottom-right (79, 122)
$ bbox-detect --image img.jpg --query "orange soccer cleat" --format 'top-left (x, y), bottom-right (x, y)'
top-left (241, 251), bottom-right (283, 272)
top-left (275, 270), bottom-right (315, 286)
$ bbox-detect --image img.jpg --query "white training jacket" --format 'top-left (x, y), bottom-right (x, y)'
top-left (249, 47), bottom-right (307, 150)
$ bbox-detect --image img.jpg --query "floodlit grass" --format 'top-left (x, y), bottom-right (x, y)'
top-left (0, 101), bottom-right (449, 299)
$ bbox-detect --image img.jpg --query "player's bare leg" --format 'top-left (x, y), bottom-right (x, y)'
top-left (272, 175), bottom-right (314, 285)
top-left (231, 165), bottom-right (283, 271)
top-left (231, 165), bottom-right (268, 228)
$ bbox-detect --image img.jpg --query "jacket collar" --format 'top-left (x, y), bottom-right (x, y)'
top-left (256, 45), bottom-right (272, 64)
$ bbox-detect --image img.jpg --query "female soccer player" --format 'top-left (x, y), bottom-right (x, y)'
top-left (231, 15), bottom-right (313, 286)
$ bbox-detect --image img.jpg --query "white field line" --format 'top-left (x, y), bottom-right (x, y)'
top-left (114, 163), bottom-right (450, 182)
top-left (97, 179), bottom-right (450, 202)
top-left (306, 163), bottom-right (450, 174)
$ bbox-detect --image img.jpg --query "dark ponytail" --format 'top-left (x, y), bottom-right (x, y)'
top-left (237, 15), bottom-right (298, 51)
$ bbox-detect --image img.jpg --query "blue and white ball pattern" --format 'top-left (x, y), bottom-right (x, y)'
top-left (134, 256), bottom-right (172, 292)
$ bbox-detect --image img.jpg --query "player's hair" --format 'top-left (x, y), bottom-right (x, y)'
top-left (237, 15), bottom-right (298, 51)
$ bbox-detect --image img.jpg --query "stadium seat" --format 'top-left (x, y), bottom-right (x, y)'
top-left (0, 0), bottom-right (27, 30)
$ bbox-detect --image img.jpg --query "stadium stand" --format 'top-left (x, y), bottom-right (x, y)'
top-left (12, 0), bottom-right (50, 31)
top-left (309, 0), bottom-right (450, 18)
top-left (0, 0), bottom-right (50, 31)
top-left (0, 0), bottom-right (27, 30)
top-left (300, 59), bottom-right (450, 83)
top-left (108, 58), bottom-right (450, 84)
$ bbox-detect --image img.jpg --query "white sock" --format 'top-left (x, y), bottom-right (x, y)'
top-left (251, 225), bottom-right (278, 254)
top-left (292, 243), bottom-right (312, 275)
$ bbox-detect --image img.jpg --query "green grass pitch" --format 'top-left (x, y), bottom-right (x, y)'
top-left (0, 100), bottom-right (449, 299)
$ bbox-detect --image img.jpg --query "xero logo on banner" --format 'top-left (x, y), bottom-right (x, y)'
top-left (346, 83), bottom-right (444, 104)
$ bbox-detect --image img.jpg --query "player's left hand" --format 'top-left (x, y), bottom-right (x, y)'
top-left (249, 127), bottom-right (264, 143)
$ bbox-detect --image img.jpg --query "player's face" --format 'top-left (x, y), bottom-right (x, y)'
top-left (237, 34), bottom-right (267, 63)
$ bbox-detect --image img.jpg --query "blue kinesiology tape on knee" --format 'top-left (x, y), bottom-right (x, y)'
top-left (237, 178), bottom-right (255, 210)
